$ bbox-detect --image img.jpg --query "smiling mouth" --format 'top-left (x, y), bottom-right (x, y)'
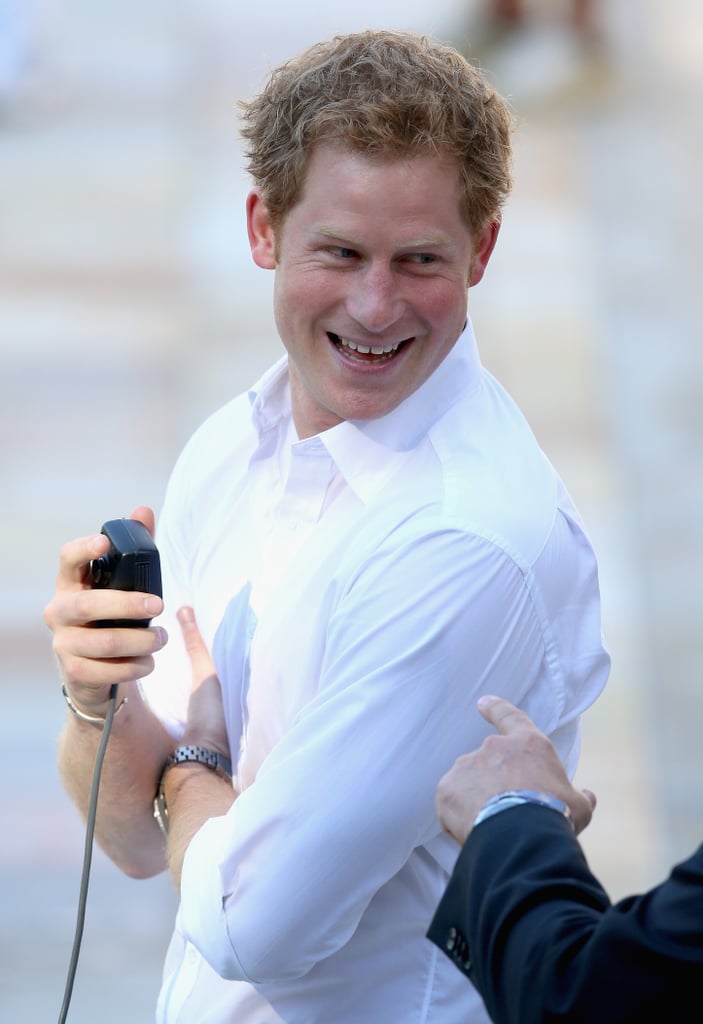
top-left (328, 332), bottom-right (407, 361)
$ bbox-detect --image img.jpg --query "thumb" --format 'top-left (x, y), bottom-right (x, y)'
top-left (129, 505), bottom-right (156, 537)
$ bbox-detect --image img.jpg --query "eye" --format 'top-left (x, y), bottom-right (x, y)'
top-left (407, 253), bottom-right (437, 265)
top-left (330, 246), bottom-right (359, 260)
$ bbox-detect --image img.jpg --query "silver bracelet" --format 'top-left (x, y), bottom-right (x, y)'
top-left (473, 789), bottom-right (574, 830)
top-left (62, 683), bottom-right (128, 724)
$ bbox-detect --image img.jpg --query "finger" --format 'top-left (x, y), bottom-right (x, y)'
top-left (63, 622), bottom-right (167, 660)
top-left (46, 588), bottom-right (163, 631)
top-left (53, 622), bottom-right (167, 690)
top-left (582, 788), bottom-right (597, 812)
top-left (128, 505), bottom-right (156, 537)
top-left (571, 789), bottom-right (596, 836)
top-left (177, 606), bottom-right (215, 682)
top-left (61, 651), bottom-right (160, 690)
top-left (477, 694), bottom-right (537, 737)
top-left (54, 532), bottom-right (110, 591)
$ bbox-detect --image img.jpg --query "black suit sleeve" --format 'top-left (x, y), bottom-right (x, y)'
top-left (427, 804), bottom-right (703, 1024)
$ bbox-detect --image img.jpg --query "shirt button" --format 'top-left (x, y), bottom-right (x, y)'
top-left (446, 927), bottom-right (457, 953)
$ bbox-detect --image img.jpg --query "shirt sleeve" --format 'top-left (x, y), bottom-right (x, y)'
top-left (178, 525), bottom-right (604, 983)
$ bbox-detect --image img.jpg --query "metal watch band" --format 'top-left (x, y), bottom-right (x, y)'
top-left (163, 745), bottom-right (232, 778)
top-left (153, 745), bottom-right (232, 836)
top-left (473, 789), bottom-right (574, 830)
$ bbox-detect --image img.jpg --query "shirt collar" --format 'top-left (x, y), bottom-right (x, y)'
top-left (247, 320), bottom-right (482, 503)
top-left (248, 355), bottom-right (291, 441)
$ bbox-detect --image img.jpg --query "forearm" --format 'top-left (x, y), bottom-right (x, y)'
top-left (459, 807), bottom-right (611, 1024)
top-left (473, 820), bottom-right (703, 1023)
top-left (58, 679), bottom-right (174, 878)
top-left (164, 764), bottom-right (237, 892)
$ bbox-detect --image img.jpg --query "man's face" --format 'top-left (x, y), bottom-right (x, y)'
top-left (247, 144), bottom-right (498, 438)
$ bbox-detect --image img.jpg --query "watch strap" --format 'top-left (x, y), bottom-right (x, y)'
top-left (473, 789), bottom-right (574, 830)
top-left (163, 745), bottom-right (232, 779)
top-left (153, 745), bottom-right (232, 836)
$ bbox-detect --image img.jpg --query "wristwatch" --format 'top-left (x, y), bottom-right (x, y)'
top-left (153, 745), bottom-right (232, 837)
top-left (473, 789), bottom-right (574, 830)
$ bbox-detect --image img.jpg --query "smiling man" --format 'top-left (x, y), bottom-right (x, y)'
top-left (247, 145), bottom-right (498, 436)
top-left (45, 29), bottom-right (610, 1024)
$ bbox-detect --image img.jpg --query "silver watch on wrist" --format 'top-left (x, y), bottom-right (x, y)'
top-left (153, 745), bottom-right (232, 836)
top-left (473, 789), bottom-right (574, 830)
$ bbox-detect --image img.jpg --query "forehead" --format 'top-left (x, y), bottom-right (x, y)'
top-left (302, 141), bottom-right (461, 189)
top-left (288, 144), bottom-right (465, 233)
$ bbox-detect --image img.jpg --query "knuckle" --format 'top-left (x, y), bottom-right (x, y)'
top-left (73, 590), bottom-right (97, 624)
top-left (43, 601), bottom-right (56, 631)
top-left (482, 734), bottom-right (502, 754)
top-left (51, 628), bottom-right (77, 667)
top-left (436, 774), bottom-right (450, 800)
top-left (58, 538), bottom-right (74, 564)
top-left (51, 633), bottom-right (66, 662)
top-left (94, 629), bottom-right (126, 659)
top-left (61, 653), bottom-right (89, 687)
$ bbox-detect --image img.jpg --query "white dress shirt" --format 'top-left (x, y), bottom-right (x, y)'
top-left (144, 320), bottom-right (610, 1023)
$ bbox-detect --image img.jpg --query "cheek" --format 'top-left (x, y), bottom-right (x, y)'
top-left (273, 273), bottom-right (333, 354)
top-left (417, 271), bottom-right (468, 305)
top-left (276, 267), bottom-right (336, 316)
top-left (420, 280), bottom-right (469, 327)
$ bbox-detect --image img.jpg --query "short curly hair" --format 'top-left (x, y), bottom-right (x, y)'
top-left (239, 29), bottom-right (514, 235)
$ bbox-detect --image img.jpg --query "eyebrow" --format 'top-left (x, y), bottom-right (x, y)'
top-left (312, 226), bottom-right (455, 250)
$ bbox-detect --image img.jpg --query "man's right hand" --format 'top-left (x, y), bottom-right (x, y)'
top-left (44, 505), bottom-right (167, 719)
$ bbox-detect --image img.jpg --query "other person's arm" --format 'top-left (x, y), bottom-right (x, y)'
top-left (428, 697), bottom-right (703, 1024)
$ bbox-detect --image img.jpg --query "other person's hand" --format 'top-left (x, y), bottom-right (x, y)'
top-left (436, 695), bottom-right (596, 845)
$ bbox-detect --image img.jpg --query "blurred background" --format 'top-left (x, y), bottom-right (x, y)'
top-left (1, 0), bottom-right (701, 1019)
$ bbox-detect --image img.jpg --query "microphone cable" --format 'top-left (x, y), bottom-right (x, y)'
top-left (57, 682), bottom-right (120, 1024)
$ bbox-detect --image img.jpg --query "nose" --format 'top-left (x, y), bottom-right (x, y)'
top-left (345, 264), bottom-right (404, 334)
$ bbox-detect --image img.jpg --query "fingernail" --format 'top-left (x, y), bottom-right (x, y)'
top-left (144, 596), bottom-right (161, 614)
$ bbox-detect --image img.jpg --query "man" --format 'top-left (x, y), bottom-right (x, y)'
top-left (44, 29), bottom-right (610, 1024)
top-left (428, 695), bottom-right (703, 1023)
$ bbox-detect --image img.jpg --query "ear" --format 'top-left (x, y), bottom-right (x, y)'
top-left (469, 219), bottom-right (501, 287)
top-left (246, 188), bottom-right (277, 269)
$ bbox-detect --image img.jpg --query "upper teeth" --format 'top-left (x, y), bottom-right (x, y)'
top-left (339, 338), bottom-right (400, 355)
